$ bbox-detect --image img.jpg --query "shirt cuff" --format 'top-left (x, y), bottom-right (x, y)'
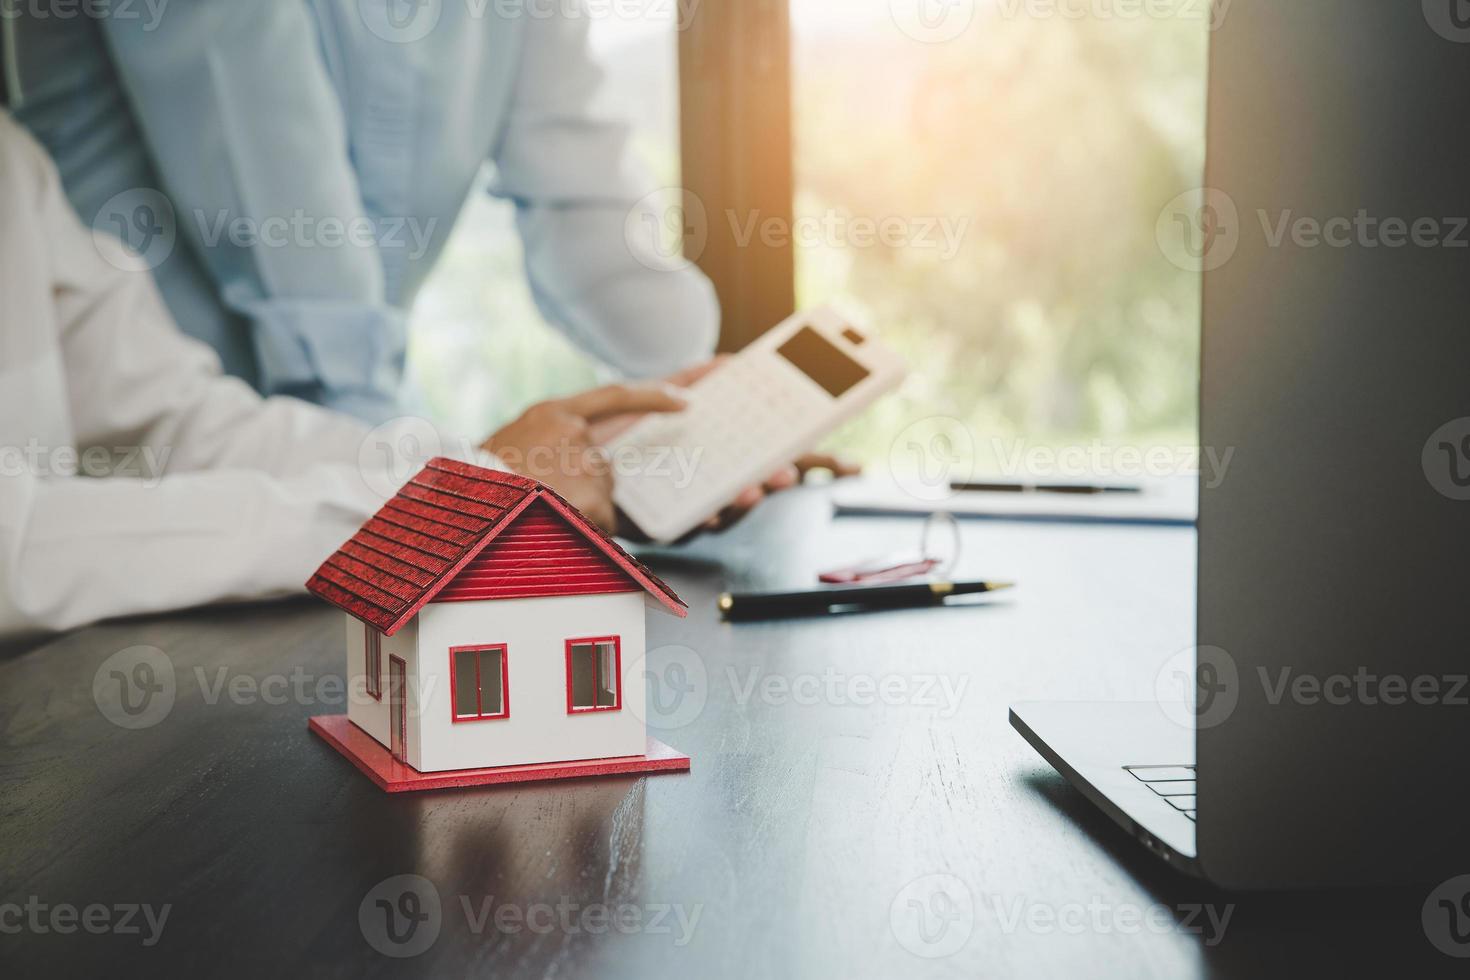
top-left (243, 298), bottom-right (409, 422)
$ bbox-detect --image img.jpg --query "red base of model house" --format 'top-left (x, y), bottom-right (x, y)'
top-left (308, 715), bottom-right (690, 793)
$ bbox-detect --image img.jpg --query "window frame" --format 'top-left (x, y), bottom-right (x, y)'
top-left (564, 636), bottom-right (623, 714)
top-left (678, 0), bottom-right (796, 351)
top-left (365, 625), bottom-right (383, 701)
top-left (449, 643), bottom-right (510, 723)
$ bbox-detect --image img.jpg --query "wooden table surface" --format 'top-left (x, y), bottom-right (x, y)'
top-left (0, 487), bottom-right (1454, 977)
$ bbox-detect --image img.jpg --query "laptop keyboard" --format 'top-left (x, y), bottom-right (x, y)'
top-left (1124, 765), bottom-right (1197, 820)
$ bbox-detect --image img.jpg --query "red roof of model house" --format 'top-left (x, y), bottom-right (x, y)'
top-left (306, 458), bottom-right (686, 635)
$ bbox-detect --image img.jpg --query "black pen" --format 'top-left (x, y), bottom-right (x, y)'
top-left (950, 480), bottom-right (1142, 495)
top-left (718, 580), bottom-right (1014, 620)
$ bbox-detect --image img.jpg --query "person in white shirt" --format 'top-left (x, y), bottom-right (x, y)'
top-left (0, 111), bottom-right (762, 640)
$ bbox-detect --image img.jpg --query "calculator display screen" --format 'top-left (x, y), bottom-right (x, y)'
top-left (776, 326), bottom-right (870, 398)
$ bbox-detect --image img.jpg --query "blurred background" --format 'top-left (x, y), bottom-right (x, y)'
top-left (408, 0), bottom-right (1208, 472)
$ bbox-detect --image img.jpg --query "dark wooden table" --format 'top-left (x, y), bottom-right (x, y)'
top-left (0, 487), bottom-right (1454, 977)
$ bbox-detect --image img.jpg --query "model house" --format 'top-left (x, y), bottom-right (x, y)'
top-left (305, 458), bottom-right (687, 784)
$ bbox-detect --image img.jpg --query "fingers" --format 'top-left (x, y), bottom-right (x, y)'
top-left (732, 484), bottom-right (764, 510)
top-left (692, 485), bottom-right (765, 536)
top-left (560, 383), bottom-right (688, 422)
top-left (762, 465), bottom-right (800, 492)
top-left (664, 354), bottom-right (730, 389)
top-left (688, 457), bottom-right (854, 539)
top-left (614, 507), bottom-right (653, 543)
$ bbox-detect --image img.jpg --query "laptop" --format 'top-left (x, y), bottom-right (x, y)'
top-left (1012, 0), bottom-right (1470, 890)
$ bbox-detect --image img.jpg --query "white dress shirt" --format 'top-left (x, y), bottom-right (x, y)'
top-left (0, 113), bottom-right (486, 639)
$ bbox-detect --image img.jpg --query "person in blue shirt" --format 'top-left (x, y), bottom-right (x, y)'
top-left (6, 1), bottom-right (718, 424)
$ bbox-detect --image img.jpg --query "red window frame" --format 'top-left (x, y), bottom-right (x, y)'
top-left (365, 625), bottom-right (383, 701)
top-left (449, 643), bottom-right (510, 722)
top-left (565, 636), bottom-right (622, 714)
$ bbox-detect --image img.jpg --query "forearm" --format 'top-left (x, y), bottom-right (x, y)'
top-left (0, 464), bottom-right (391, 639)
top-left (493, 5), bottom-right (719, 377)
top-left (516, 204), bottom-right (720, 378)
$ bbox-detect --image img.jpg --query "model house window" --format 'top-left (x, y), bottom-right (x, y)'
top-left (566, 637), bottom-right (621, 712)
top-left (451, 644), bottom-right (508, 721)
top-left (365, 625), bottom-right (382, 701)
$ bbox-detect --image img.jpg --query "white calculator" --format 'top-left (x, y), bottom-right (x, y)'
top-left (608, 305), bottom-right (906, 542)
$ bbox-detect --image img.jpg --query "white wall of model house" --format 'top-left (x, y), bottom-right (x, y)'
top-left (346, 591), bottom-right (648, 773)
top-left (344, 615), bottom-right (417, 755)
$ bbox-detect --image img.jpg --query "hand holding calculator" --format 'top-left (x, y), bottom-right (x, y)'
top-left (607, 306), bottom-right (906, 542)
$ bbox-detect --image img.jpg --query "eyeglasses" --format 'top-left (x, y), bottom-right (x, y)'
top-left (818, 511), bottom-right (961, 585)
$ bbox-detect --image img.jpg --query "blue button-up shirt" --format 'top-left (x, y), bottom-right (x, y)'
top-left (9, 1), bottom-right (718, 421)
